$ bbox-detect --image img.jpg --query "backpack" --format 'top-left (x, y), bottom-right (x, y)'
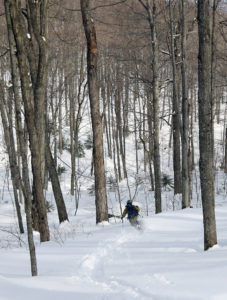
top-left (126, 203), bottom-right (139, 219)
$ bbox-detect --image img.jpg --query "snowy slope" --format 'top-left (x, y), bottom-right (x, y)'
top-left (0, 84), bottom-right (227, 299)
top-left (1, 196), bottom-right (227, 300)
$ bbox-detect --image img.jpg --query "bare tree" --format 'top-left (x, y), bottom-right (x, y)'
top-left (80, 0), bottom-right (109, 223)
top-left (6, 0), bottom-right (50, 242)
top-left (225, 128), bottom-right (227, 173)
top-left (198, 0), bottom-right (217, 250)
top-left (180, 0), bottom-right (190, 208)
top-left (169, 0), bottom-right (182, 195)
top-left (4, 0), bottom-right (38, 275)
top-left (138, 0), bottom-right (162, 213)
top-left (0, 83), bottom-right (24, 235)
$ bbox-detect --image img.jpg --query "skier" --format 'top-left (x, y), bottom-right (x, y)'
top-left (121, 200), bottom-right (141, 229)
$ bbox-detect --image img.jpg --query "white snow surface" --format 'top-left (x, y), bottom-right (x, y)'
top-left (1, 196), bottom-right (227, 300)
top-left (0, 91), bottom-right (227, 299)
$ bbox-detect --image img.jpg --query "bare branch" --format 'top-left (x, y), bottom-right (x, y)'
top-left (0, 49), bottom-right (9, 58)
top-left (138, 0), bottom-right (148, 10)
top-left (61, 0), bottom-right (127, 12)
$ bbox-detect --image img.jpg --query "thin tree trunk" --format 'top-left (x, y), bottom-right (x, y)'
top-left (210, 0), bottom-right (218, 152)
top-left (69, 77), bottom-right (76, 196)
top-left (147, 0), bottom-right (162, 213)
top-left (46, 143), bottom-right (68, 223)
top-left (169, 0), bottom-right (182, 194)
top-left (0, 86), bottom-right (24, 234)
top-left (147, 92), bottom-right (155, 191)
top-left (190, 89), bottom-right (195, 170)
top-left (58, 71), bottom-right (64, 155)
top-left (107, 74), bottom-right (112, 158)
top-left (115, 70), bottom-right (127, 178)
top-left (180, 0), bottom-right (190, 208)
top-left (225, 128), bottom-right (227, 173)
top-left (133, 81), bottom-right (139, 174)
top-left (4, 0), bottom-right (38, 275)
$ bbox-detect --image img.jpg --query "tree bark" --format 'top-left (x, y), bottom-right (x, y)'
top-left (80, 0), bottom-right (108, 223)
top-left (69, 76), bottom-right (76, 196)
top-left (46, 144), bottom-right (68, 223)
top-left (180, 0), bottom-right (190, 208)
top-left (147, 0), bottom-right (162, 213)
top-left (169, 0), bottom-right (182, 194)
top-left (225, 128), bottom-right (227, 173)
top-left (0, 85), bottom-right (24, 234)
top-left (198, 0), bottom-right (217, 250)
top-left (4, 0), bottom-right (38, 275)
top-left (7, 0), bottom-right (49, 242)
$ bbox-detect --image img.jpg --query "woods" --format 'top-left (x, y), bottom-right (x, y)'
top-left (0, 0), bottom-right (226, 277)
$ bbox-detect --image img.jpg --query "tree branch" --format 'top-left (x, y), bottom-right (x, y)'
top-left (138, 0), bottom-right (148, 10)
top-left (61, 0), bottom-right (127, 12)
top-left (0, 49), bottom-right (9, 58)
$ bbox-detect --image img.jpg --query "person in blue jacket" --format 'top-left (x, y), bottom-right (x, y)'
top-left (121, 200), bottom-right (140, 227)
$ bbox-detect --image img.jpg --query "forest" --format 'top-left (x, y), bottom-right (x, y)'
top-left (0, 0), bottom-right (227, 298)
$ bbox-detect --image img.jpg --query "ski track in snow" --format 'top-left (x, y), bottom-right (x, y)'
top-left (76, 224), bottom-right (178, 299)
top-left (1, 206), bottom-right (227, 299)
top-left (79, 229), bottom-right (144, 298)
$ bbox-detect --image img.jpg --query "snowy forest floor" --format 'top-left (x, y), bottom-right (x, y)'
top-left (1, 189), bottom-right (227, 300)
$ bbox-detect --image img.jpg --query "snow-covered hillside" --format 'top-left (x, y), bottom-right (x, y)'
top-left (0, 88), bottom-right (227, 299)
top-left (1, 195), bottom-right (227, 300)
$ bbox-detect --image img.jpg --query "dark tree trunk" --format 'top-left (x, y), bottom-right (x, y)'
top-left (198, 0), bottom-right (217, 250)
top-left (69, 76), bottom-right (76, 196)
top-left (46, 144), bottom-right (68, 223)
top-left (225, 128), bottom-right (227, 173)
top-left (4, 0), bottom-right (38, 275)
top-left (169, 0), bottom-right (182, 194)
top-left (7, 0), bottom-right (49, 242)
top-left (180, 0), bottom-right (190, 208)
top-left (147, 93), bottom-right (155, 191)
top-left (0, 87), bottom-right (24, 234)
top-left (147, 0), bottom-right (162, 213)
top-left (80, 0), bottom-right (108, 223)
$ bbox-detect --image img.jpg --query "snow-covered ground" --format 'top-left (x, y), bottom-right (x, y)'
top-left (0, 88), bottom-right (227, 299)
top-left (1, 191), bottom-right (227, 300)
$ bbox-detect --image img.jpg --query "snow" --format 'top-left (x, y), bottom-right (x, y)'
top-left (0, 74), bottom-right (227, 299)
top-left (1, 194), bottom-right (227, 299)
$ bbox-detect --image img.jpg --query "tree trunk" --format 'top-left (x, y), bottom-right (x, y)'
top-left (107, 74), bottom-right (112, 158)
top-left (80, 0), bottom-right (108, 223)
top-left (46, 143), bottom-right (68, 223)
top-left (133, 80), bottom-right (139, 174)
top-left (7, 0), bottom-right (49, 242)
top-left (147, 0), bottom-right (162, 213)
top-left (115, 69), bottom-right (127, 178)
top-left (224, 128), bottom-right (227, 173)
top-left (147, 92), bottom-right (155, 191)
top-left (0, 86), bottom-right (24, 234)
top-left (169, 0), bottom-right (182, 194)
top-left (198, 0), bottom-right (217, 250)
top-left (4, 0), bottom-right (38, 275)
top-left (180, 0), bottom-right (190, 208)
top-left (69, 76), bottom-right (76, 196)
top-left (210, 0), bottom-right (218, 152)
